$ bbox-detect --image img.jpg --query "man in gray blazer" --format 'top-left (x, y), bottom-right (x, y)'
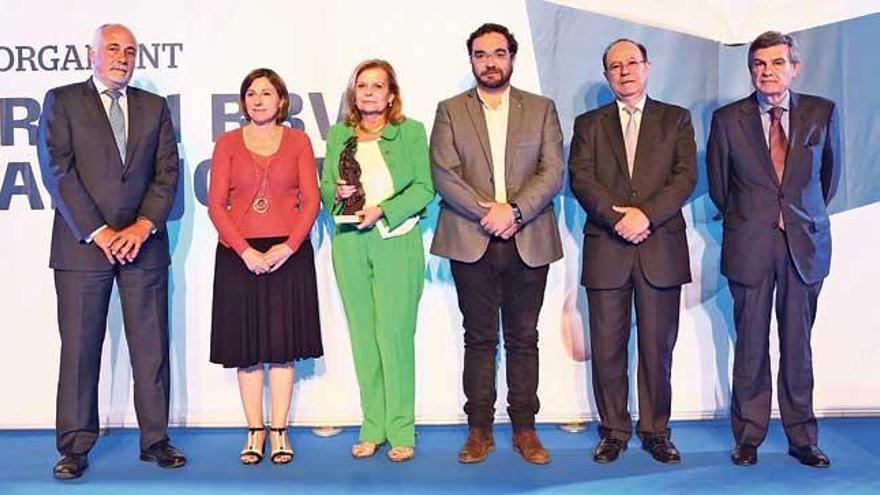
top-left (38, 24), bottom-right (184, 479)
top-left (708, 31), bottom-right (840, 468)
top-left (569, 39), bottom-right (696, 465)
top-left (430, 23), bottom-right (564, 465)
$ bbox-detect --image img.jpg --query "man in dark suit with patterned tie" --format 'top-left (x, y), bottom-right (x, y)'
top-left (708, 31), bottom-right (840, 468)
top-left (568, 39), bottom-right (696, 465)
top-left (38, 24), bottom-right (184, 479)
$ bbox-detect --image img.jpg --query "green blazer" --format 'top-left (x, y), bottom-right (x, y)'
top-left (320, 118), bottom-right (435, 230)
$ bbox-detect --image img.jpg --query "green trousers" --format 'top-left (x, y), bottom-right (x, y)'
top-left (332, 226), bottom-right (425, 447)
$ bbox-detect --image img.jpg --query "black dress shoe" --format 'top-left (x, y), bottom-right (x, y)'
top-left (593, 438), bottom-right (627, 464)
top-left (140, 440), bottom-right (187, 468)
top-left (731, 444), bottom-right (758, 466)
top-left (788, 445), bottom-right (830, 468)
top-left (642, 436), bottom-right (681, 464)
top-left (53, 454), bottom-right (88, 480)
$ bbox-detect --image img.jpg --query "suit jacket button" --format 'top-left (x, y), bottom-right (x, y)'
top-left (631, 190), bottom-right (638, 197)
top-left (778, 192), bottom-right (784, 199)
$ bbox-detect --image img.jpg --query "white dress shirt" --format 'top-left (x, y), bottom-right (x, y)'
top-left (92, 77), bottom-right (130, 140)
top-left (478, 87), bottom-right (510, 203)
top-left (616, 95), bottom-right (646, 141)
top-left (355, 139), bottom-right (418, 239)
top-left (87, 77), bottom-right (131, 242)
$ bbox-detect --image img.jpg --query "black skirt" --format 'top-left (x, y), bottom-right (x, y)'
top-left (210, 237), bottom-right (323, 368)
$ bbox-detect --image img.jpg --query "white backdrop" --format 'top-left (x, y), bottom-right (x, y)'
top-left (1, 0), bottom-right (878, 429)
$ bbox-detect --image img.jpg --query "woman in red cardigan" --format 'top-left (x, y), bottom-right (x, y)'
top-left (207, 68), bottom-right (322, 465)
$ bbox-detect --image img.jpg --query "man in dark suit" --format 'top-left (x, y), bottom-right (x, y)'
top-left (708, 31), bottom-right (840, 468)
top-left (569, 39), bottom-right (696, 465)
top-left (38, 24), bottom-right (184, 480)
top-left (430, 23), bottom-right (564, 465)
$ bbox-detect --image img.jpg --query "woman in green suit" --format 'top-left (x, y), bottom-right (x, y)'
top-left (320, 59), bottom-right (434, 462)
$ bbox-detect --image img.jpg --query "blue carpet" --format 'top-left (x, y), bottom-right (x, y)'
top-left (1, 419), bottom-right (878, 494)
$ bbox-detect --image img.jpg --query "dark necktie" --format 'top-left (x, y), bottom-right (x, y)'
top-left (104, 89), bottom-right (126, 161)
top-left (769, 106), bottom-right (787, 229)
top-left (769, 106), bottom-right (787, 182)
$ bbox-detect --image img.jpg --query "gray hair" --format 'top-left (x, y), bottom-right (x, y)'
top-left (91, 23), bottom-right (136, 50)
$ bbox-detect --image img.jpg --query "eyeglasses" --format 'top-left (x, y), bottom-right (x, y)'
top-left (471, 49), bottom-right (511, 64)
top-left (605, 59), bottom-right (646, 75)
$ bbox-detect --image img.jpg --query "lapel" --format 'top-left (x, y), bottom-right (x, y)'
top-left (632, 97), bottom-right (661, 186)
top-left (464, 88), bottom-right (494, 176)
top-left (503, 87), bottom-right (524, 185)
top-left (123, 87), bottom-right (144, 176)
top-left (738, 92), bottom-right (779, 186)
top-left (378, 122), bottom-right (402, 189)
top-left (599, 102), bottom-right (630, 181)
top-left (83, 78), bottom-right (125, 170)
top-left (783, 91), bottom-right (806, 186)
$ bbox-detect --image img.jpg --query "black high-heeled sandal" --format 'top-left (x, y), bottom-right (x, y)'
top-left (269, 427), bottom-right (293, 464)
top-left (240, 426), bottom-right (266, 465)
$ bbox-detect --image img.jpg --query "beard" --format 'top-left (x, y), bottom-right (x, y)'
top-left (472, 66), bottom-right (512, 89)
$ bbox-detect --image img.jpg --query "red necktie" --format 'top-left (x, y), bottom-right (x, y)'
top-left (769, 106), bottom-right (787, 182)
top-left (769, 106), bottom-right (787, 229)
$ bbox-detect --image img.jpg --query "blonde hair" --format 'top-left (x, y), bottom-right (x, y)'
top-left (343, 59), bottom-right (405, 127)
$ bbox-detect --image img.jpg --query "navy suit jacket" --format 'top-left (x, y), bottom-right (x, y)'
top-left (707, 91), bottom-right (841, 286)
top-left (38, 78), bottom-right (179, 271)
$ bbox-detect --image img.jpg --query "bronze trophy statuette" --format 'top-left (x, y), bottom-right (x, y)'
top-left (335, 136), bottom-right (365, 224)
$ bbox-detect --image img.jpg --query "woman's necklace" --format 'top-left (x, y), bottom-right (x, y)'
top-left (246, 126), bottom-right (281, 214)
top-left (249, 152), bottom-right (273, 214)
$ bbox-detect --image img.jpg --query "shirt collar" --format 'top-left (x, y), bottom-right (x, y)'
top-left (756, 90), bottom-right (790, 114)
top-left (93, 76), bottom-right (128, 98)
top-left (616, 95), bottom-right (646, 114)
top-left (477, 86), bottom-right (510, 110)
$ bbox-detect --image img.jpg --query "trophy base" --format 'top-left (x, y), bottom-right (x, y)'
top-left (334, 214), bottom-right (361, 224)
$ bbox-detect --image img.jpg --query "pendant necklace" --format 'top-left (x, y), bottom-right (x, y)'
top-left (250, 152), bottom-right (272, 214)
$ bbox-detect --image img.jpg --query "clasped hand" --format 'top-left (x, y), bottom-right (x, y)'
top-left (612, 206), bottom-right (651, 244)
top-left (478, 201), bottom-right (518, 240)
top-left (241, 244), bottom-right (294, 275)
top-left (93, 217), bottom-right (153, 265)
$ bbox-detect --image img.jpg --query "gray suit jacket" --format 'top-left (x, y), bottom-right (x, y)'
top-left (429, 87), bottom-right (564, 267)
top-left (38, 78), bottom-right (180, 271)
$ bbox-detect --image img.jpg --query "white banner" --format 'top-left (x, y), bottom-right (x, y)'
top-left (1, 0), bottom-right (878, 429)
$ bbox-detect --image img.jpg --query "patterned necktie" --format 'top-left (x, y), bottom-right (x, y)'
top-left (104, 89), bottom-right (126, 161)
top-left (623, 106), bottom-right (639, 177)
top-left (769, 106), bottom-right (787, 229)
top-left (768, 106), bottom-right (787, 182)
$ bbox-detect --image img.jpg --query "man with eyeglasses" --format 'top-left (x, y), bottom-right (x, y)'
top-left (430, 22), bottom-right (564, 465)
top-left (568, 38), bottom-right (696, 465)
top-left (708, 31), bottom-right (840, 469)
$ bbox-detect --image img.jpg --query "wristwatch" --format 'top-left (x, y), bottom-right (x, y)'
top-left (509, 202), bottom-right (523, 224)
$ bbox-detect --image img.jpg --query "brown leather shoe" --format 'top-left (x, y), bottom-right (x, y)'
top-left (513, 429), bottom-right (551, 465)
top-left (458, 427), bottom-right (495, 464)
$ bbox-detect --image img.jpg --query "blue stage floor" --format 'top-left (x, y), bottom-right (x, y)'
top-left (1, 418), bottom-right (878, 494)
